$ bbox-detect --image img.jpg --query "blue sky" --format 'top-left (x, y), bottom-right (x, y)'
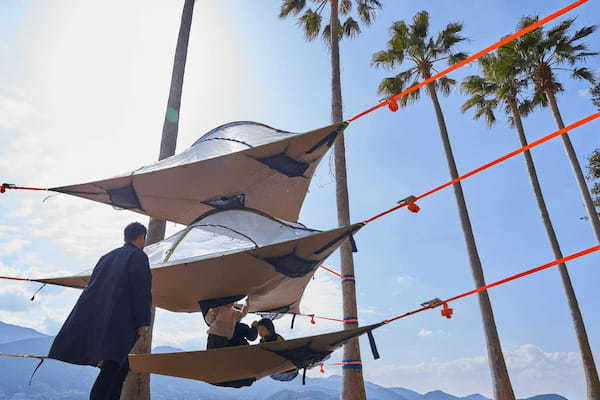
top-left (0, 1), bottom-right (599, 398)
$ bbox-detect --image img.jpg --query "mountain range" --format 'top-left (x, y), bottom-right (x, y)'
top-left (0, 321), bottom-right (568, 400)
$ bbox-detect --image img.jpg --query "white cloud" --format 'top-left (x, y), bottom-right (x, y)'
top-left (0, 92), bottom-right (38, 132)
top-left (578, 88), bottom-right (592, 99)
top-left (0, 238), bottom-right (31, 254)
top-left (365, 344), bottom-right (585, 400)
top-left (396, 274), bottom-right (415, 285)
top-left (418, 328), bottom-right (433, 337)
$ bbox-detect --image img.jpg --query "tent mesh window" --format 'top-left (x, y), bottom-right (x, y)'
top-left (268, 342), bottom-right (332, 370)
top-left (106, 184), bottom-right (142, 210)
top-left (255, 305), bottom-right (290, 320)
top-left (201, 194), bottom-right (246, 210)
top-left (256, 153), bottom-right (310, 178)
top-left (212, 377), bottom-right (256, 388)
top-left (261, 252), bottom-right (321, 278)
top-left (270, 369), bottom-right (299, 382)
top-left (305, 129), bottom-right (340, 154)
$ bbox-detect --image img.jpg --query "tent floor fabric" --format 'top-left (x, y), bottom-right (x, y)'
top-left (128, 323), bottom-right (382, 386)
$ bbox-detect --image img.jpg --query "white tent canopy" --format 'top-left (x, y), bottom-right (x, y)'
top-left (34, 209), bottom-right (363, 314)
top-left (51, 121), bottom-right (346, 224)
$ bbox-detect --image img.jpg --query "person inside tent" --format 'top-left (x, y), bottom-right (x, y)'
top-left (205, 302), bottom-right (249, 349)
top-left (253, 318), bottom-right (300, 382)
top-left (48, 222), bottom-right (152, 400)
top-left (227, 322), bottom-right (258, 347)
top-left (254, 318), bottom-right (284, 343)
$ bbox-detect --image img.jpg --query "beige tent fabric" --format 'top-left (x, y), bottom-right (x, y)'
top-left (34, 210), bottom-right (363, 314)
top-left (128, 324), bottom-right (381, 384)
top-left (50, 122), bottom-right (346, 224)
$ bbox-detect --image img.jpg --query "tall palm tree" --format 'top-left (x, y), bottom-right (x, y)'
top-left (588, 149), bottom-right (600, 211)
top-left (120, 0), bottom-right (196, 399)
top-left (592, 82), bottom-right (600, 110)
top-left (372, 12), bottom-right (516, 399)
top-left (279, 1), bottom-right (381, 399)
top-left (462, 49), bottom-right (600, 400)
top-left (513, 17), bottom-right (600, 245)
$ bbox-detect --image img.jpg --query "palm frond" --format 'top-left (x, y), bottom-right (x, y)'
top-left (572, 67), bottom-right (596, 83)
top-left (411, 11), bottom-right (429, 40)
top-left (297, 8), bottom-right (322, 41)
top-left (339, 0), bottom-right (352, 15)
top-left (342, 17), bottom-right (361, 39)
top-left (357, 0), bottom-right (380, 25)
top-left (279, 0), bottom-right (306, 18)
top-left (372, 49), bottom-right (403, 69)
top-left (569, 24), bottom-right (597, 43)
top-left (437, 22), bottom-right (466, 53)
top-left (448, 52), bottom-right (468, 65)
top-left (436, 76), bottom-right (456, 96)
top-left (377, 69), bottom-right (420, 108)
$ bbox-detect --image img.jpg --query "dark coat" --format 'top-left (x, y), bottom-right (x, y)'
top-left (49, 243), bottom-right (152, 366)
top-left (227, 323), bottom-right (258, 347)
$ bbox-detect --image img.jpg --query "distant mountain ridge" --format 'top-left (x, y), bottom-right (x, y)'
top-left (0, 321), bottom-right (568, 400)
top-left (0, 321), bottom-right (48, 344)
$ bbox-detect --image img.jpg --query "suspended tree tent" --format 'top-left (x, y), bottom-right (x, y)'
top-left (48, 121), bottom-right (346, 224)
top-left (28, 209), bottom-right (362, 315)
top-left (128, 323), bottom-right (382, 387)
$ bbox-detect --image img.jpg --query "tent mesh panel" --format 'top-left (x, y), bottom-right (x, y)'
top-left (201, 194), bottom-right (246, 210)
top-left (106, 184), bottom-right (141, 210)
top-left (270, 369), bottom-right (299, 382)
top-left (256, 153), bottom-right (309, 177)
top-left (268, 342), bottom-right (332, 370)
top-left (261, 252), bottom-right (321, 278)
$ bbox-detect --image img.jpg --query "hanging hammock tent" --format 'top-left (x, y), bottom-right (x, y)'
top-left (49, 121), bottom-right (346, 224)
top-left (129, 323), bottom-right (383, 387)
top-left (30, 209), bottom-right (363, 314)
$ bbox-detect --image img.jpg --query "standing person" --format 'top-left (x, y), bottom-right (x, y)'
top-left (48, 222), bottom-right (152, 400)
top-left (205, 303), bottom-right (248, 349)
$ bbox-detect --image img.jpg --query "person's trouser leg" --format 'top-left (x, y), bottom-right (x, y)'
top-left (90, 361), bottom-right (120, 400)
top-left (106, 359), bottom-right (130, 400)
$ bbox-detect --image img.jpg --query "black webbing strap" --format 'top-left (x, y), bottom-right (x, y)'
top-left (367, 330), bottom-right (380, 360)
top-left (291, 314), bottom-right (297, 330)
top-left (29, 358), bottom-right (45, 386)
top-left (302, 367), bottom-right (307, 385)
top-left (349, 235), bottom-right (358, 253)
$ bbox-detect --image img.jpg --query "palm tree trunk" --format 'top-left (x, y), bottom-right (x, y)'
top-left (541, 93), bottom-right (600, 399)
top-left (545, 90), bottom-right (600, 242)
top-left (426, 81), bottom-right (516, 400)
top-left (120, 1), bottom-right (196, 399)
top-left (329, 1), bottom-right (366, 399)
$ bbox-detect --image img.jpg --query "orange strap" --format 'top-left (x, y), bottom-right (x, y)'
top-left (364, 112), bottom-right (600, 224)
top-left (0, 276), bottom-right (32, 282)
top-left (346, 0), bottom-right (588, 123)
top-left (0, 353), bottom-right (46, 360)
top-left (319, 265), bottom-right (342, 278)
top-left (384, 244), bottom-right (600, 324)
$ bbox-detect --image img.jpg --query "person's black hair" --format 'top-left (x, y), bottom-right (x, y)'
top-left (257, 318), bottom-right (275, 335)
top-left (124, 222), bottom-right (147, 243)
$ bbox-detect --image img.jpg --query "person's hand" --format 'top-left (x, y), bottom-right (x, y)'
top-left (137, 326), bottom-right (150, 337)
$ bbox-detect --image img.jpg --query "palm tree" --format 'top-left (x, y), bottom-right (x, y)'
top-left (512, 17), bottom-right (600, 245)
top-left (279, 1), bottom-right (382, 399)
top-left (462, 49), bottom-right (600, 400)
top-left (592, 82), bottom-right (600, 110)
top-left (588, 149), bottom-right (600, 211)
top-left (120, 0), bottom-right (196, 399)
top-left (372, 12), bottom-right (516, 399)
